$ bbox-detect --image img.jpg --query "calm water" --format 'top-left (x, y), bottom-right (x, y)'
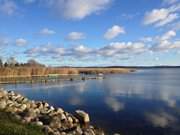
top-left (1, 69), bottom-right (180, 135)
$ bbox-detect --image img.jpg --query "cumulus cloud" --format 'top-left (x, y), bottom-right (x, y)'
top-left (24, 29), bottom-right (179, 63)
top-left (24, 41), bottom-right (148, 61)
top-left (66, 32), bottom-right (85, 41)
top-left (99, 42), bottom-right (147, 57)
top-left (39, 28), bottom-right (56, 36)
top-left (45, 0), bottom-right (112, 20)
top-left (151, 30), bottom-right (180, 51)
top-left (15, 38), bottom-right (27, 46)
top-left (104, 25), bottom-right (125, 40)
top-left (143, 4), bottom-right (180, 27)
top-left (0, 0), bottom-right (17, 16)
top-left (140, 37), bottom-right (153, 42)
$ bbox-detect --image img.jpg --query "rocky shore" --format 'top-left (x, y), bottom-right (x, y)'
top-left (0, 88), bottom-right (104, 135)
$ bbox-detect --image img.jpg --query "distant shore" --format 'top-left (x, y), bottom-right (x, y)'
top-left (0, 67), bottom-right (134, 84)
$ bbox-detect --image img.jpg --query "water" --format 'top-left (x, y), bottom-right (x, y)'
top-left (1, 68), bottom-right (180, 135)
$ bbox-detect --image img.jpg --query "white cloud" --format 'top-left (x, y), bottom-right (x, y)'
top-left (15, 38), bottom-right (27, 46)
top-left (163, 0), bottom-right (178, 5)
top-left (39, 28), bottom-right (56, 36)
top-left (140, 37), bottom-right (153, 42)
top-left (151, 30), bottom-right (180, 51)
top-left (66, 32), bottom-right (85, 41)
top-left (99, 42), bottom-right (147, 57)
top-left (143, 4), bottom-right (180, 27)
top-left (160, 30), bottom-right (176, 40)
top-left (104, 25), bottom-right (125, 40)
top-left (45, 0), bottom-right (112, 20)
top-left (0, 0), bottom-right (17, 16)
top-left (24, 29), bottom-right (179, 62)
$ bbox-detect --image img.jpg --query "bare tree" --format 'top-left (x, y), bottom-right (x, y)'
top-left (27, 59), bottom-right (45, 67)
top-left (7, 57), bottom-right (18, 67)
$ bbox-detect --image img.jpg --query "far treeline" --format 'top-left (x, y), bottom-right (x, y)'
top-left (0, 57), bottom-right (45, 68)
top-left (0, 57), bottom-right (133, 77)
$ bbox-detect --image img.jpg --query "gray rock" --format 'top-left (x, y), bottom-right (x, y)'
top-left (75, 110), bottom-right (90, 123)
top-left (76, 126), bottom-right (83, 135)
top-left (0, 100), bottom-right (6, 109)
top-left (60, 113), bottom-right (66, 121)
top-left (20, 104), bottom-right (27, 111)
top-left (35, 121), bottom-right (43, 126)
top-left (49, 116), bottom-right (61, 129)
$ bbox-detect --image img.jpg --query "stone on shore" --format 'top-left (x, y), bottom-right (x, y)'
top-left (0, 100), bottom-right (6, 109)
top-left (0, 89), bottom-right (106, 135)
top-left (75, 110), bottom-right (90, 123)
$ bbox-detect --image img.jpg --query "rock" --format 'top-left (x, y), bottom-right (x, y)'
top-left (76, 126), bottom-right (83, 134)
top-left (35, 121), bottom-right (43, 126)
top-left (60, 113), bottom-right (66, 121)
top-left (0, 89), bottom-right (106, 135)
top-left (67, 116), bottom-right (73, 123)
top-left (14, 114), bottom-right (22, 120)
top-left (0, 90), bottom-right (7, 98)
top-left (23, 116), bottom-right (33, 123)
top-left (0, 100), bottom-right (6, 109)
top-left (20, 104), bottom-right (27, 111)
top-left (43, 126), bottom-right (54, 134)
top-left (36, 102), bottom-right (44, 109)
top-left (56, 108), bottom-right (64, 114)
top-left (43, 102), bottom-right (49, 108)
top-left (75, 110), bottom-right (90, 123)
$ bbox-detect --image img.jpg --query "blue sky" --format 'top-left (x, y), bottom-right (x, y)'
top-left (0, 0), bottom-right (179, 66)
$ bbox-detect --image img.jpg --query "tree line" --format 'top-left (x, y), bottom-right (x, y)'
top-left (0, 57), bottom-right (45, 68)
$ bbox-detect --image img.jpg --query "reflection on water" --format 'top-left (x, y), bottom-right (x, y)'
top-left (2, 68), bottom-right (180, 135)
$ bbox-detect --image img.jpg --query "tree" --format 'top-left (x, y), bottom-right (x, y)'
top-left (4, 62), bottom-right (8, 67)
top-left (0, 58), bottom-right (3, 67)
top-left (7, 57), bottom-right (18, 67)
top-left (26, 59), bottom-right (45, 67)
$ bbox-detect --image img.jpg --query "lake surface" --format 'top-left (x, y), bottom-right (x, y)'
top-left (1, 68), bottom-right (180, 135)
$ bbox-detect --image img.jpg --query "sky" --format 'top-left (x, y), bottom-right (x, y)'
top-left (0, 0), bottom-right (180, 66)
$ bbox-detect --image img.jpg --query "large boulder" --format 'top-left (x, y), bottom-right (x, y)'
top-left (0, 100), bottom-right (6, 109)
top-left (75, 110), bottom-right (90, 123)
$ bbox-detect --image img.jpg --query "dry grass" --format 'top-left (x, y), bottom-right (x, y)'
top-left (0, 67), bottom-right (134, 77)
top-left (0, 67), bottom-right (78, 77)
top-left (77, 67), bottom-right (134, 74)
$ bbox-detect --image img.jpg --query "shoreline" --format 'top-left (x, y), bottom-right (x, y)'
top-left (0, 88), bottom-right (106, 135)
top-left (0, 67), bottom-right (134, 84)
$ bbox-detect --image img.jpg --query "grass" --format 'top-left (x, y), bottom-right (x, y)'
top-left (0, 110), bottom-right (46, 135)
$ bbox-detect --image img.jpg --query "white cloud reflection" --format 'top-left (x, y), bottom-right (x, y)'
top-left (105, 97), bottom-right (124, 112)
top-left (145, 112), bottom-right (177, 128)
